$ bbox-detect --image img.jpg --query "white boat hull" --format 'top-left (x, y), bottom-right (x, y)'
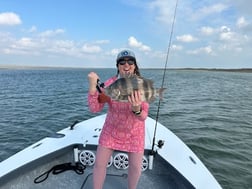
top-left (0, 114), bottom-right (222, 189)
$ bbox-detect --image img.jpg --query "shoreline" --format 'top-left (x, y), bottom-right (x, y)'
top-left (0, 65), bottom-right (251, 73)
top-left (171, 68), bottom-right (252, 73)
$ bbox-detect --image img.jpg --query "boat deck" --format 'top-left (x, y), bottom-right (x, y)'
top-left (0, 146), bottom-right (194, 189)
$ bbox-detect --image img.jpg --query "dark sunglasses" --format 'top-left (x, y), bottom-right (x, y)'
top-left (118, 59), bottom-right (135, 65)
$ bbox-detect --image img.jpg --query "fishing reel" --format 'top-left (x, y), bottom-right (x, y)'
top-left (157, 140), bottom-right (165, 149)
top-left (148, 140), bottom-right (164, 170)
top-left (96, 79), bottom-right (110, 103)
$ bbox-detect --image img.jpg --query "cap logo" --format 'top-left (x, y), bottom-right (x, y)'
top-left (122, 51), bottom-right (129, 56)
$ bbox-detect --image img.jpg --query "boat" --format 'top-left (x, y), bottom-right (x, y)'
top-left (0, 113), bottom-right (222, 189)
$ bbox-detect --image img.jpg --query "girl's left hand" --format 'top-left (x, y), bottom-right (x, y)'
top-left (128, 90), bottom-right (142, 112)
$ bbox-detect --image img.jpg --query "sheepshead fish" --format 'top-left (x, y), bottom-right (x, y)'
top-left (104, 75), bottom-right (165, 102)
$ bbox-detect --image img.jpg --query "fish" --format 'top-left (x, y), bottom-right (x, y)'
top-left (104, 75), bottom-right (165, 102)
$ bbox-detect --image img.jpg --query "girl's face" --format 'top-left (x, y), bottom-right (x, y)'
top-left (117, 58), bottom-right (136, 75)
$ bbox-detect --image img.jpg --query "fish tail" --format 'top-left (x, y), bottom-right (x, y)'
top-left (158, 88), bottom-right (166, 100)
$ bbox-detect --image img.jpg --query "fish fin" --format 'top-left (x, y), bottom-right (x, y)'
top-left (148, 96), bottom-right (156, 103)
top-left (158, 88), bottom-right (166, 100)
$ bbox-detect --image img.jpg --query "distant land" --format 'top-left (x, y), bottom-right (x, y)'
top-left (172, 68), bottom-right (252, 73)
top-left (0, 65), bottom-right (251, 73)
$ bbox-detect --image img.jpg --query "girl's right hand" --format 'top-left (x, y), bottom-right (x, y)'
top-left (88, 72), bottom-right (99, 93)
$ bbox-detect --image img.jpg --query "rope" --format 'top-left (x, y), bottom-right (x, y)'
top-left (34, 162), bottom-right (85, 184)
top-left (151, 0), bottom-right (179, 153)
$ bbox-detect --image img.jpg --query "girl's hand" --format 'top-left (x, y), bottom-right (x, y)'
top-left (88, 72), bottom-right (99, 94)
top-left (128, 90), bottom-right (142, 112)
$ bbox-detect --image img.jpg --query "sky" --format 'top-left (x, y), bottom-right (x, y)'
top-left (0, 0), bottom-right (252, 69)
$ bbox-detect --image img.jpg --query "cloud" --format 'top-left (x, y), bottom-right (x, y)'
top-left (15, 38), bottom-right (37, 48)
top-left (110, 48), bottom-right (120, 56)
top-left (38, 29), bottom-right (65, 38)
top-left (219, 26), bottom-right (233, 41)
top-left (197, 24), bottom-right (251, 55)
top-left (128, 36), bottom-right (151, 51)
top-left (94, 40), bottom-right (110, 44)
top-left (171, 44), bottom-right (183, 51)
top-left (0, 32), bottom-right (12, 43)
top-left (236, 16), bottom-right (249, 29)
top-left (80, 40), bottom-right (110, 54)
top-left (0, 12), bottom-right (22, 25)
top-left (28, 26), bottom-right (37, 33)
top-left (218, 26), bottom-right (251, 52)
top-left (192, 3), bottom-right (229, 20)
top-left (81, 44), bottom-right (102, 53)
top-left (227, 0), bottom-right (252, 16)
top-left (187, 46), bottom-right (214, 55)
top-left (3, 37), bottom-right (41, 55)
top-left (147, 0), bottom-right (177, 24)
top-left (46, 40), bottom-right (76, 55)
top-left (176, 34), bottom-right (198, 42)
top-left (199, 3), bottom-right (228, 15)
top-left (200, 26), bottom-right (216, 36)
top-left (0, 26), bottom-right (105, 58)
top-left (235, 16), bottom-right (252, 34)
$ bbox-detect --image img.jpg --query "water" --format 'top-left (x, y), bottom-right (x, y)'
top-left (0, 68), bottom-right (251, 189)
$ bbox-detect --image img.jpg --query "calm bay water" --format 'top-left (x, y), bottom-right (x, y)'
top-left (0, 68), bottom-right (251, 188)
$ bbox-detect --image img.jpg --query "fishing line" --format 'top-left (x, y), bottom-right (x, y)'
top-left (151, 0), bottom-right (179, 153)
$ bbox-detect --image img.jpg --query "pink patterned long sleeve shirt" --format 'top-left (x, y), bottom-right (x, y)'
top-left (88, 76), bottom-right (149, 153)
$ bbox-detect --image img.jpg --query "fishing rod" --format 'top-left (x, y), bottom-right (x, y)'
top-left (150, 0), bottom-right (179, 167)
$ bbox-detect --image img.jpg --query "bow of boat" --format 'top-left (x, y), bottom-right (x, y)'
top-left (0, 114), bottom-right (222, 189)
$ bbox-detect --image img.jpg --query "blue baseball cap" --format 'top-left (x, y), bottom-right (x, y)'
top-left (116, 50), bottom-right (136, 62)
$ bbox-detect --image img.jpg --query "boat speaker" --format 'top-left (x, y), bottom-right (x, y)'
top-left (107, 156), bottom-right (113, 168)
top-left (79, 150), bottom-right (96, 166)
top-left (113, 153), bottom-right (129, 170)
